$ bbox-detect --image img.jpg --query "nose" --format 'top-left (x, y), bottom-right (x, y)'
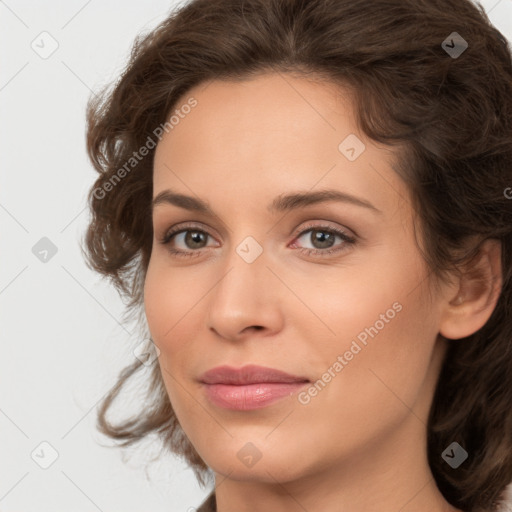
top-left (206, 243), bottom-right (284, 342)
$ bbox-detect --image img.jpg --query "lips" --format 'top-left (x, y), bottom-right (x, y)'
top-left (199, 365), bottom-right (311, 410)
top-left (199, 364), bottom-right (310, 385)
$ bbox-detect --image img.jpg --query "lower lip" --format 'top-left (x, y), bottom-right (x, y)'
top-left (202, 382), bottom-right (309, 410)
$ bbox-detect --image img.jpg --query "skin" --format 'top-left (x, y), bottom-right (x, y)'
top-left (144, 72), bottom-right (502, 512)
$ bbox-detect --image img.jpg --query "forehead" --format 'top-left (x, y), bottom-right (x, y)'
top-left (152, 72), bottom-right (408, 218)
top-left (155, 72), bottom-right (355, 163)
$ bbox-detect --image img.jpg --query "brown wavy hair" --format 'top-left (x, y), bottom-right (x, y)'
top-left (81, 0), bottom-right (512, 510)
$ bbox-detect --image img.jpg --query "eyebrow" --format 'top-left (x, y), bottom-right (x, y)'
top-left (151, 188), bottom-right (382, 215)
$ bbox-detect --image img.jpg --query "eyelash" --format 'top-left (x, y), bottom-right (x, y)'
top-left (158, 222), bottom-right (357, 259)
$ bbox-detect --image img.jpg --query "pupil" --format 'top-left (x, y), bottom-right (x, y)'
top-left (187, 231), bottom-right (205, 247)
top-left (313, 230), bottom-right (333, 248)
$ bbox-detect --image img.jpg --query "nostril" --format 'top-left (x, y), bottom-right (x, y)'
top-left (245, 325), bottom-right (263, 332)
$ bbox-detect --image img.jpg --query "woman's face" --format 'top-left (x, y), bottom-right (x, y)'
top-left (144, 72), bottom-right (452, 485)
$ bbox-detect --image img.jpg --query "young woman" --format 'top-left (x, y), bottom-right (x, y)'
top-left (82, 0), bottom-right (512, 511)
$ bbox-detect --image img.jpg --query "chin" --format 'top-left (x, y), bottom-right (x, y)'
top-left (202, 442), bottom-right (309, 483)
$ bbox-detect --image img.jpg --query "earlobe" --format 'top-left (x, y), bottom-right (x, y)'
top-left (439, 238), bottom-right (503, 340)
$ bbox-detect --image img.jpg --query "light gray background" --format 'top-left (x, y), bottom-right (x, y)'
top-left (1, 1), bottom-right (511, 511)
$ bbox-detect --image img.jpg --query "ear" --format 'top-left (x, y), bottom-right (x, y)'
top-left (439, 238), bottom-right (503, 340)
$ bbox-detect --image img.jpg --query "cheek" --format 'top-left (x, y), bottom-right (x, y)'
top-left (143, 259), bottom-right (227, 445)
top-left (143, 261), bottom-right (200, 411)
top-left (294, 246), bottom-right (425, 362)
top-left (299, 279), bottom-right (438, 450)
top-left (298, 249), bottom-right (437, 416)
top-left (143, 256), bottom-right (208, 354)
top-left (328, 310), bottom-right (436, 458)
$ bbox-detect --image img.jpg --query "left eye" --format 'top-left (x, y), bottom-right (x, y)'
top-left (290, 225), bottom-right (357, 257)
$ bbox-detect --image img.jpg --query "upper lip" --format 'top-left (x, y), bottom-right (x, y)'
top-left (199, 364), bottom-right (310, 385)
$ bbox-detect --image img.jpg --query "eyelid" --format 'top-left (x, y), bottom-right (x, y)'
top-left (160, 219), bottom-right (354, 242)
top-left (291, 220), bottom-right (355, 241)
